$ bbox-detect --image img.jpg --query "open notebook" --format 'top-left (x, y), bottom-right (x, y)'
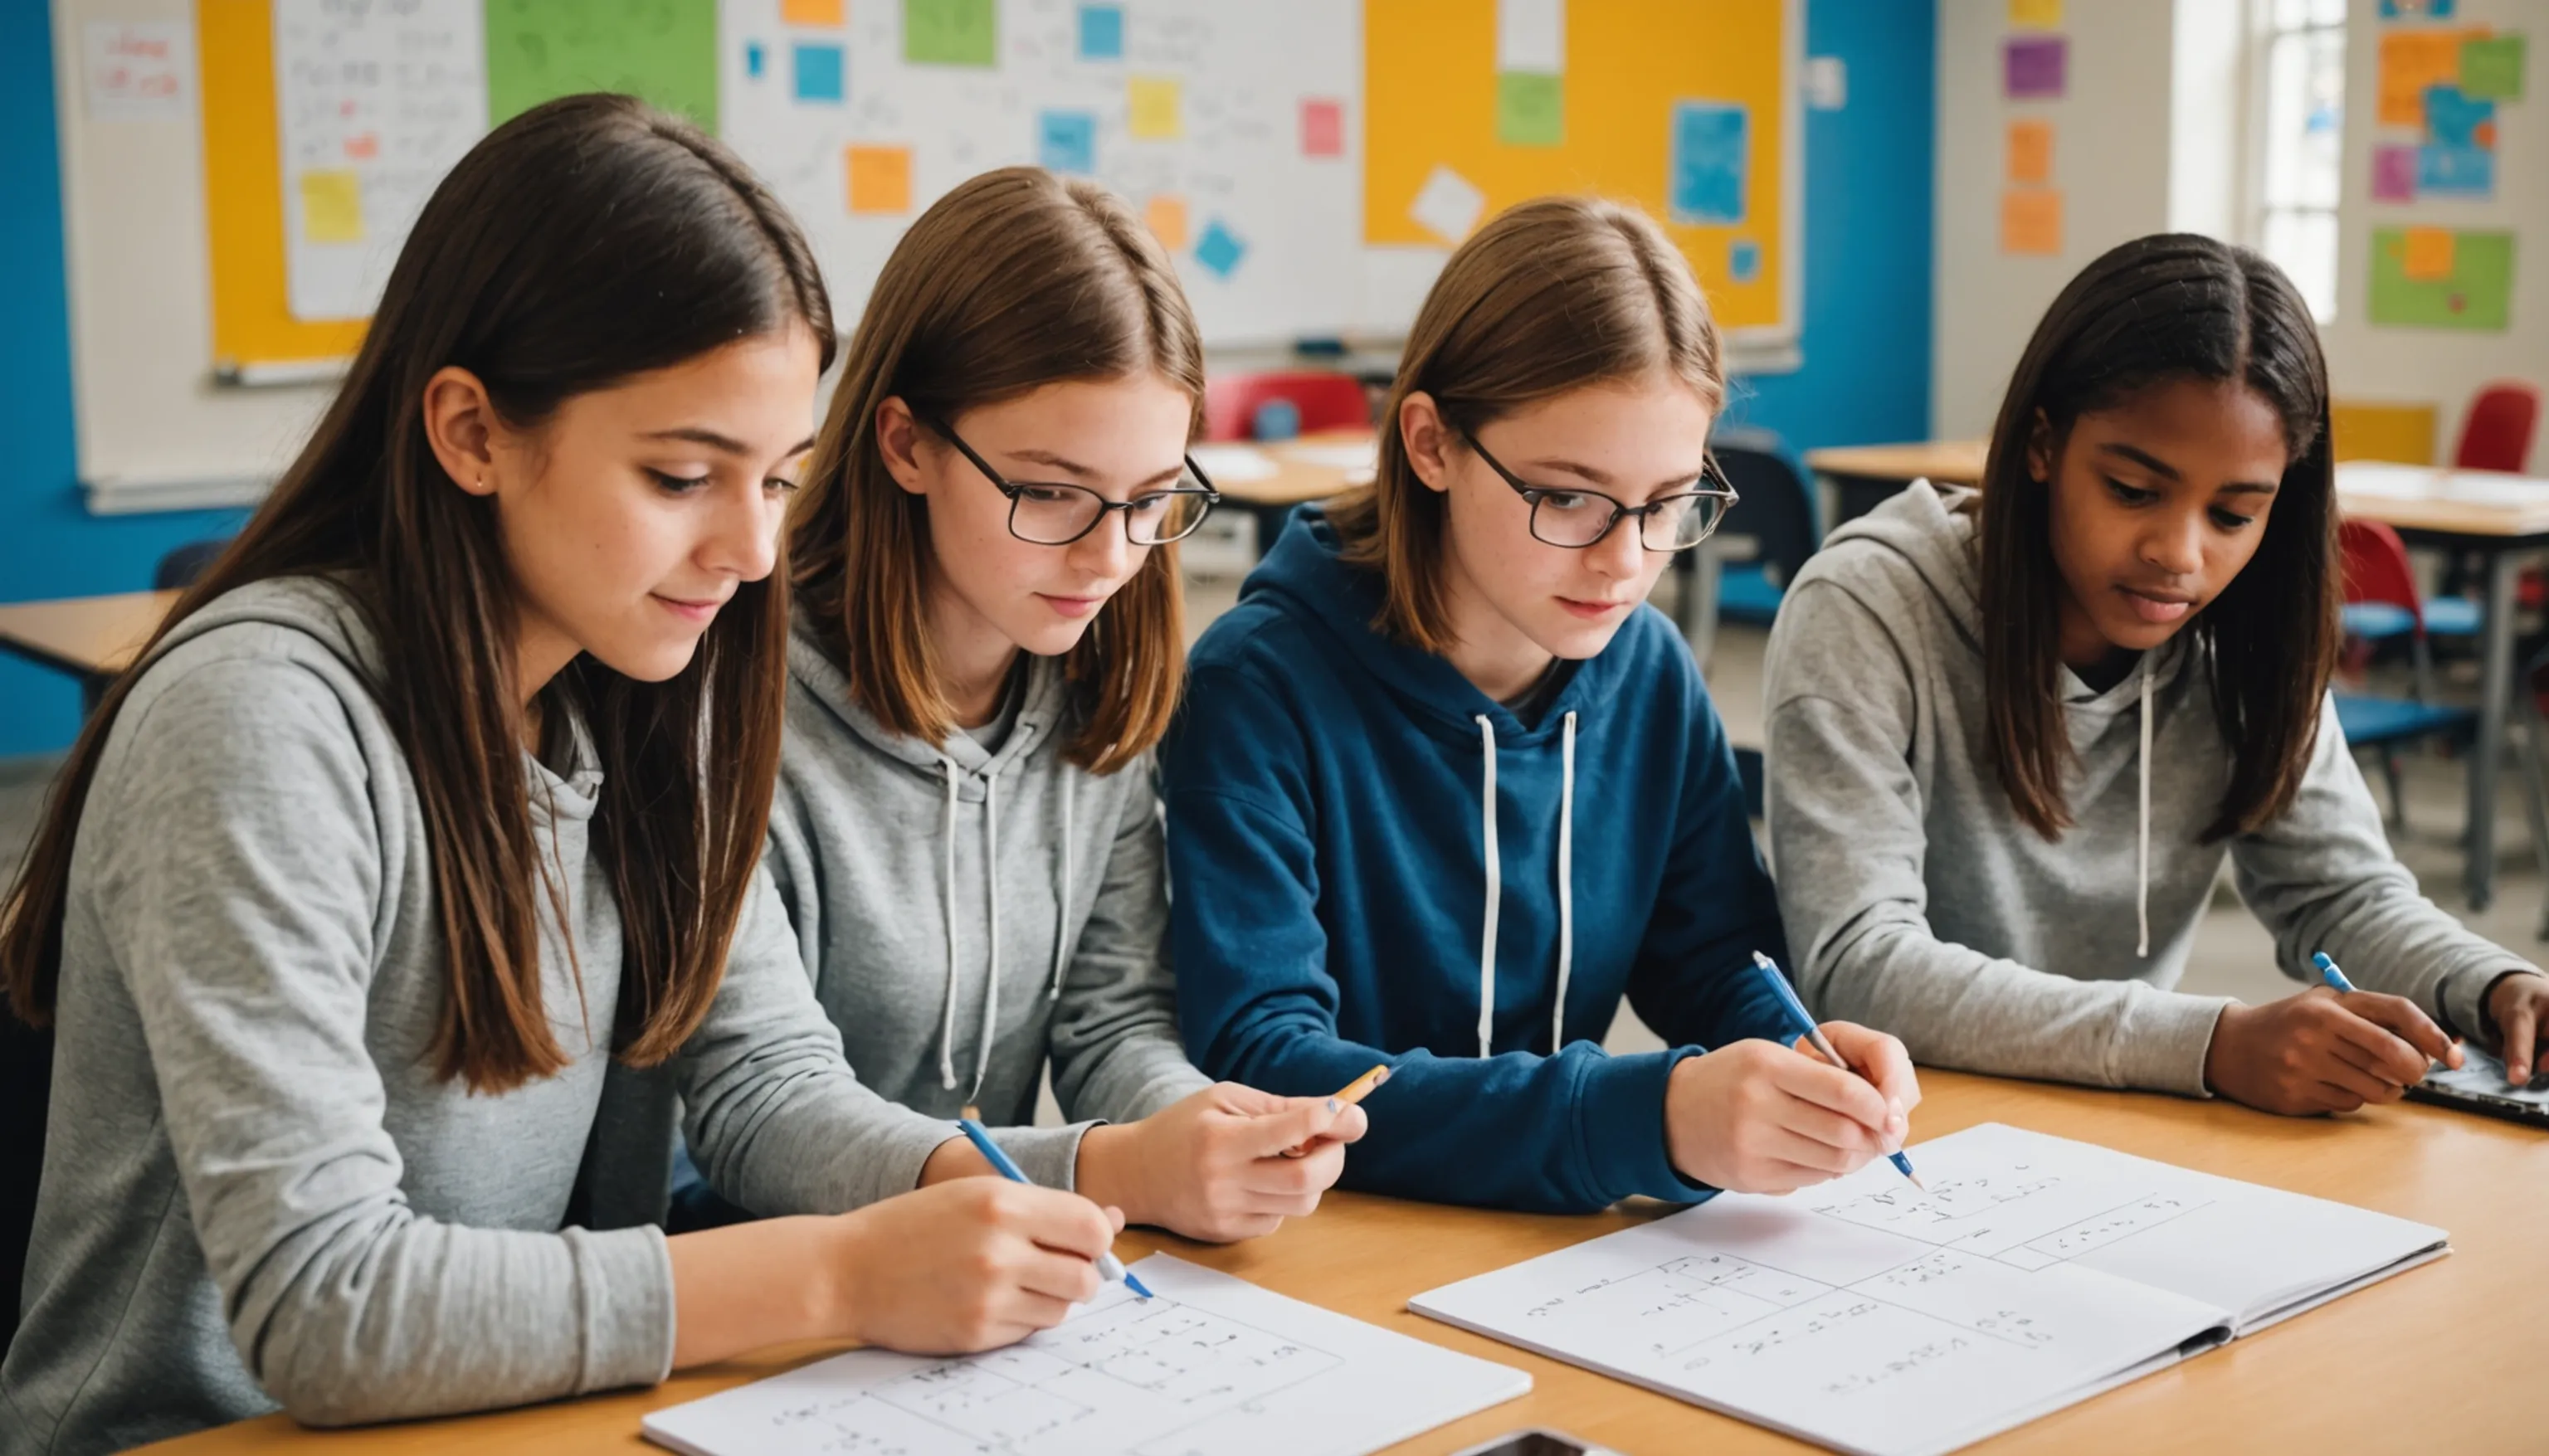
top-left (643, 1254), bottom-right (1528, 1456)
top-left (1410, 1123), bottom-right (2447, 1456)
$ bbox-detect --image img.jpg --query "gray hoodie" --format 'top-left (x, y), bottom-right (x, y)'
top-left (1765, 483), bottom-right (2532, 1095)
top-left (762, 630), bottom-right (1210, 1194)
top-left (3, 580), bottom-right (964, 1456)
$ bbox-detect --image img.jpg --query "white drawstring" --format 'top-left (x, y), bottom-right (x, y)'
top-left (1476, 716), bottom-right (1500, 1058)
top-left (1048, 778), bottom-right (1073, 1000)
top-left (2136, 655), bottom-right (2152, 959)
top-left (1554, 711), bottom-right (1576, 1054)
top-left (938, 761), bottom-right (963, 1089)
top-left (969, 774), bottom-right (1002, 1104)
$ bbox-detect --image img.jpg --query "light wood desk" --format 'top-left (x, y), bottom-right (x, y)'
top-left (1804, 440), bottom-right (1987, 528)
top-left (140, 1070), bottom-right (2544, 1455)
top-left (0, 589), bottom-right (177, 712)
top-left (1201, 430), bottom-right (1379, 510)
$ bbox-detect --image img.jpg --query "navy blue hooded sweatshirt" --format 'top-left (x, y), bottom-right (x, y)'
top-left (1162, 509), bottom-right (1796, 1214)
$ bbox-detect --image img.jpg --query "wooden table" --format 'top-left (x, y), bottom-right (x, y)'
top-left (140, 1069), bottom-right (2546, 1455)
top-left (2337, 462), bottom-right (2549, 909)
top-left (1804, 440), bottom-right (1986, 527)
top-left (0, 588), bottom-right (176, 713)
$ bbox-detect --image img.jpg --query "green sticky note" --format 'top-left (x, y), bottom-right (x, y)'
top-left (1497, 71), bottom-right (1563, 147)
top-left (905, 0), bottom-right (997, 66)
top-left (2461, 35), bottom-right (2526, 101)
top-left (484, 0), bottom-right (719, 126)
top-left (2370, 226), bottom-right (2514, 331)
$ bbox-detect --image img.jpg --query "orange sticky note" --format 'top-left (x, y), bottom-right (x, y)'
top-left (845, 145), bottom-right (912, 214)
top-left (2378, 31), bottom-right (2472, 126)
top-left (2402, 226), bottom-right (2456, 281)
top-left (782, 0), bottom-right (845, 24)
top-left (1143, 193), bottom-right (1188, 251)
top-left (2001, 189), bottom-right (2062, 256)
top-left (2006, 119), bottom-right (2053, 185)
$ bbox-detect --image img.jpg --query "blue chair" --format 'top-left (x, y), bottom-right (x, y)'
top-left (2333, 693), bottom-right (2475, 833)
top-left (154, 537), bottom-right (232, 592)
top-left (1711, 433), bottom-right (1820, 627)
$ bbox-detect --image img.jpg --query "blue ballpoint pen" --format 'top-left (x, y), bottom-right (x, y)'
top-left (954, 1116), bottom-right (1153, 1299)
top-left (2313, 952), bottom-right (2359, 993)
top-left (1750, 952), bottom-right (1925, 1190)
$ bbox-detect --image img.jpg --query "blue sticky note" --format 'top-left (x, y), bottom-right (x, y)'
top-left (793, 43), bottom-right (844, 102)
top-left (2381, 0), bottom-right (2454, 15)
top-left (1039, 110), bottom-right (1097, 173)
top-left (1194, 219), bottom-right (1245, 278)
top-left (1729, 239), bottom-right (1761, 283)
top-left (1078, 4), bottom-right (1123, 61)
top-left (2424, 85), bottom-right (2493, 147)
top-left (1669, 101), bottom-right (1748, 226)
top-left (2418, 143), bottom-right (2495, 197)
top-left (746, 41), bottom-right (766, 79)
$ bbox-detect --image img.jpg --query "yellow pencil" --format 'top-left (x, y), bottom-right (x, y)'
top-left (1284, 1064), bottom-right (1390, 1157)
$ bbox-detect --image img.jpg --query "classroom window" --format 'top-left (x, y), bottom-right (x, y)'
top-left (2253, 0), bottom-right (2346, 322)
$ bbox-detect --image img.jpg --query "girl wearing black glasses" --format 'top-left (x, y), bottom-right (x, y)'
top-left (700, 168), bottom-right (1364, 1246)
top-left (1162, 197), bottom-right (1918, 1215)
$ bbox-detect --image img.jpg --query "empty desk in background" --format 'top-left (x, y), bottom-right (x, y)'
top-left (2337, 462), bottom-right (2549, 910)
top-left (0, 589), bottom-right (178, 714)
top-left (1805, 439), bottom-right (1987, 528)
top-left (134, 1068), bottom-right (2542, 1456)
top-left (1194, 431), bottom-right (1379, 558)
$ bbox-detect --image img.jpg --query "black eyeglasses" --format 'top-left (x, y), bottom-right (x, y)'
top-left (929, 420), bottom-right (1220, 546)
top-left (1465, 433), bottom-right (1738, 552)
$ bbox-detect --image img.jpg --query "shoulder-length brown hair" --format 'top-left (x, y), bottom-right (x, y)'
top-left (1979, 233), bottom-right (2338, 843)
top-left (789, 168), bottom-right (1201, 775)
top-left (1, 95), bottom-right (834, 1093)
top-left (1333, 196), bottom-right (1725, 652)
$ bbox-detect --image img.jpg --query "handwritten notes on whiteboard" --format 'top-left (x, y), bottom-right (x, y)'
top-left (273, 0), bottom-right (485, 322)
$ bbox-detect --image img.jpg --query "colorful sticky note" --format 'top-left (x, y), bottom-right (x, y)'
top-left (793, 43), bottom-right (844, 102)
top-left (2372, 144), bottom-right (2418, 202)
top-left (2378, 32), bottom-right (2469, 126)
top-left (2004, 37), bottom-right (2066, 100)
top-left (1409, 164), bottom-right (1486, 244)
top-left (2423, 84), bottom-right (2495, 146)
top-left (2460, 34), bottom-right (2524, 100)
top-left (1038, 110), bottom-right (1096, 173)
top-left (1128, 76), bottom-right (1182, 140)
top-left (300, 169), bottom-right (363, 243)
top-left (2006, 119), bottom-right (2053, 185)
top-left (2418, 143), bottom-right (2494, 197)
top-left (1300, 98), bottom-right (1345, 158)
top-left (485, 0), bottom-right (720, 125)
top-left (1729, 239), bottom-right (1761, 284)
top-left (1194, 219), bottom-right (1245, 279)
top-left (2009, 0), bottom-right (2061, 27)
top-left (2402, 226), bottom-right (2457, 281)
top-left (1494, 0), bottom-right (1563, 73)
top-left (846, 145), bottom-right (911, 214)
top-left (2381, 0), bottom-right (2455, 17)
top-left (905, 0), bottom-right (995, 66)
top-left (2370, 226), bottom-right (2512, 331)
top-left (745, 41), bottom-right (766, 78)
top-left (1668, 101), bottom-right (1747, 225)
top-left (2001, 189), bottom-right (2063, 256)
top-left (1496, 71), bottom-right (1562, 147)
top-left (782, 0), bottom-right (844, 25)
top-left (1077, 3), bottom-right (1123, 61)
top-left (1143, 193), bottom-right (1188, 251)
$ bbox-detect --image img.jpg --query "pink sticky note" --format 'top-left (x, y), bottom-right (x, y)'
top-left (2004, 36), bottom-right (2066, 100)
top-left (1301, 97), bottom-right (1344, 158)
top-left (2371, 145), bottom-right (2418, 202)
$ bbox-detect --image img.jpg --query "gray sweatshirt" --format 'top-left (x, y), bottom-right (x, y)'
top-left (2, 580), bottom-right (967, 1456)
top-left (1764, 483), bottom-right (2532, 1095)
top-left (763, 631), bottom-right (1210, 1195)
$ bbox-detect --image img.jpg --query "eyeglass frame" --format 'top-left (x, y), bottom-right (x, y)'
top-left (926, 418), bottom-right (1221, 547)
top-left (1463, 431), bottom-right (1739, 553)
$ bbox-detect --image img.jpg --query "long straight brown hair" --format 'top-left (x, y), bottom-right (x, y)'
top-left (0, 95), bottom-right (834, 1092)
top-left (1979, 234), bottom-right (2338, 843)
top-left (1333, 196), bottom-right (1725, 651)
top-left (788, 167), bottom-right (1202, 775)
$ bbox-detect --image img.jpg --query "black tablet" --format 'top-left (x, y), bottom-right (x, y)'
top-left (2406, 1046), bottom-right (2549, 1129)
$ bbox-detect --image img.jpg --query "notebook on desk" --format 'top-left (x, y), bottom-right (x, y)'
top-left (2410, 1045), bottom-right (2549, 1128)
top-left (1410, 1123), bottom-right (2447, 1456)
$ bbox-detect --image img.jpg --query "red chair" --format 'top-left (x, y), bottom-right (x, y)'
top-left (1202, 370), bottom-right (1370, 442)
top-left (2454, 381), bottom-right (2540, 473)
top-left (2339, 518), bottom-right (2444, 703)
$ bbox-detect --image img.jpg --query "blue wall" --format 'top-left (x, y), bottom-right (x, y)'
top-left (0, 6), bottom-right (246, 757)
top-left (1725, 0), bottom-right (1936, 459)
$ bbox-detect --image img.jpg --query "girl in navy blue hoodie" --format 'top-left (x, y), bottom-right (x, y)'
top-left (1162, 197), bottom-right (1920, 1214)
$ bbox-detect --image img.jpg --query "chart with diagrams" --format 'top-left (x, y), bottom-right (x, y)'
top-left (642, 1254), bottom-right (1529, 1456)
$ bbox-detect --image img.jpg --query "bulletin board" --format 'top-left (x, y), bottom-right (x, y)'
top-left (1363, 0), bottom-right (1800, 343)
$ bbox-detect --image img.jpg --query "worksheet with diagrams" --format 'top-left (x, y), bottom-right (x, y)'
top-left (1410, 1123), bottom-right (2448, 1456)
top-left (643, 1254), bottom-right (1528, 1456)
